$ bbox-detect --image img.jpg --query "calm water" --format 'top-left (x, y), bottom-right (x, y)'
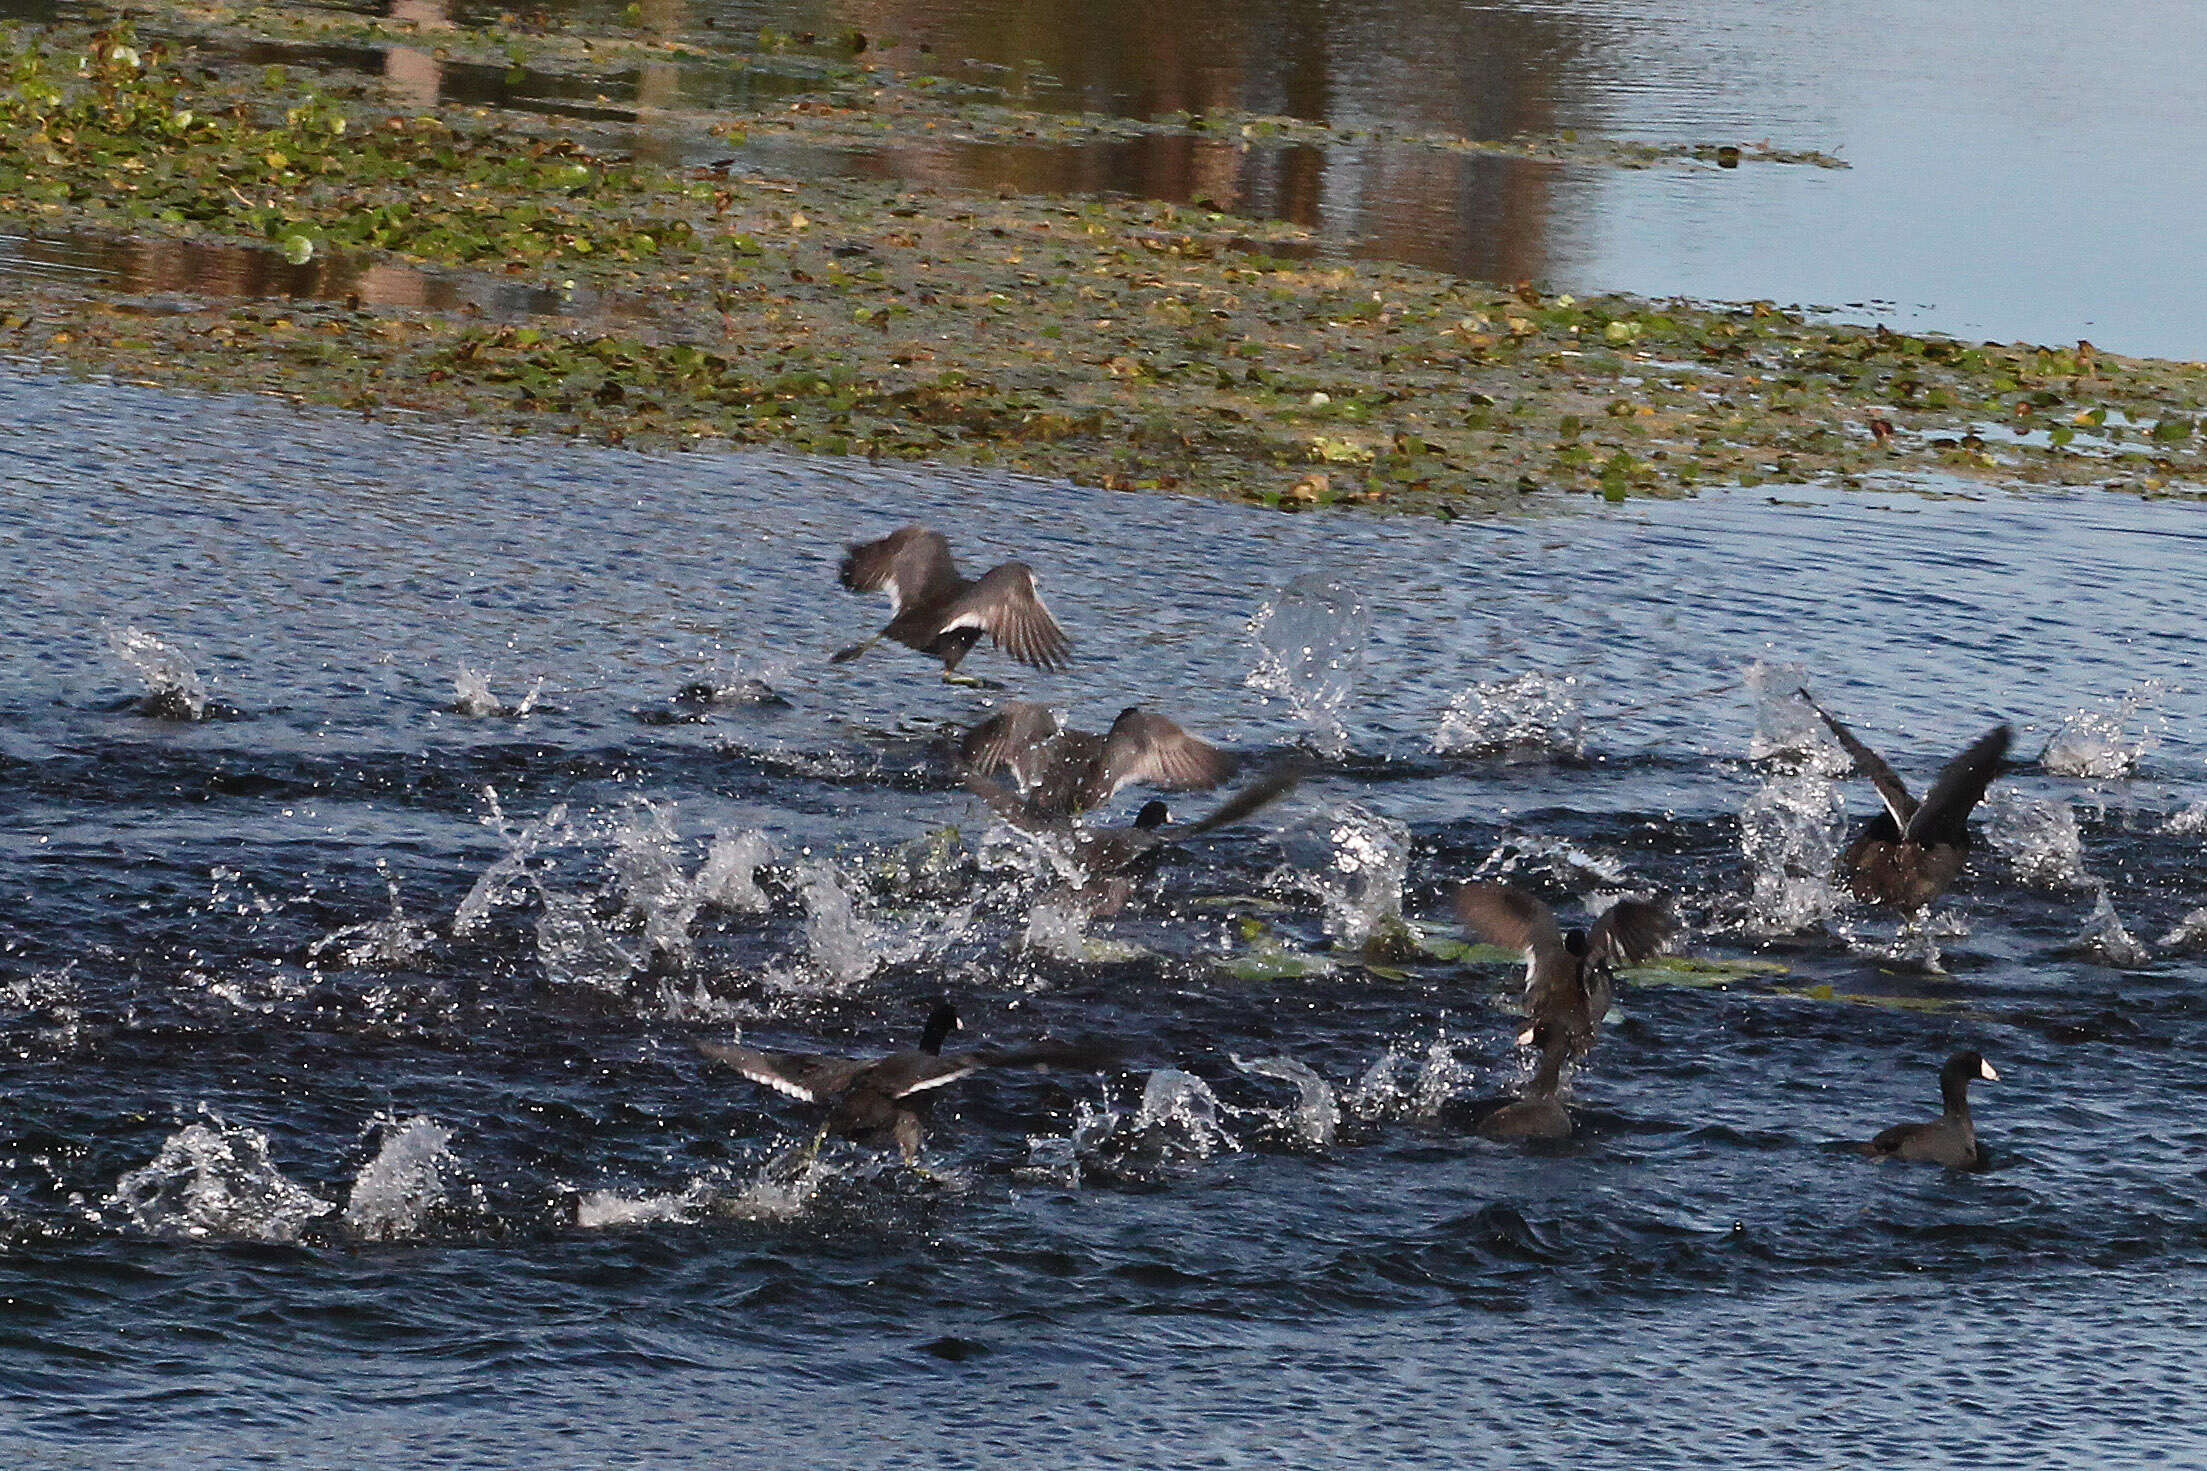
top-left (4, 364), bottom-right (2207, 1465)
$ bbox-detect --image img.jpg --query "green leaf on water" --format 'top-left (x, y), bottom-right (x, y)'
top-left (277, 232), bottom-right (315, 264)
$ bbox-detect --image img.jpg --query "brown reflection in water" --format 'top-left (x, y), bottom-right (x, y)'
top-left (814, 0), bottom-right (1587, 281)
top-left (0, 228), bottom-right (591, 319)
top-left (385, 0), bottom-right (454, 109)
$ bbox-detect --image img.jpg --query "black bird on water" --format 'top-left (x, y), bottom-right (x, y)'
top-left (696, 1002), bottom-right (1115, 1162)
top-left (1454, 882), bottom-right (1674, 1061)
top-left (1798, 690), bottom-right (2012, 909)
top-left (832, 526), bottom-right (1072, 684)
top-left (1856, 1050), bottom-right (2000, 1169)
top-left (961, 701), bottom-right (1235, 818)
top-left (1473, 1020), bottom-right (1576, 1142)
top-left (964, 759), bottom-right (1307, 908)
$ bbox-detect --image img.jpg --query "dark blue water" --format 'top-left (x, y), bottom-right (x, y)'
top-left (5, 365), bottom-right (2207, 1466)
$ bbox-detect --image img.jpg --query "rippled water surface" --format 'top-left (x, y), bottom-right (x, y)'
top-left (5, 365), bottom-right (2207, 1466)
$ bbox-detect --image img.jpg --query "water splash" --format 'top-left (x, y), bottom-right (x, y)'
top-left (1246, 571), bottom-right (1368, 757)
top-left (1, 963), bottom-right (87, 1055)
top-left (111, 1120), bottom-right (334, 1242)
top-left (1129, 1070), bottom-right (1241, 1160)
top-left (1738, 770), bottom-right (1845, 934)
top-left (574, 1182), bottom-right (715, 1229)
top-left (1983, 791), bottom-right (2091, 889)
top-left (105, 624), bottom-right (210, 720)
top-left (454, 790), bottom-right (571, 935)
top-left (309, 872), bottom-right (436, 970)
top-left (535, 888), bottom-right (642, 992)
top-left (2070, 891), bottom-right (2151, 967)
top-left (1022, 897), bottom-right (1146, 964)
top-left (692, 829), bottom-right (774, 914)
top-left (1234, 1054), bottom-right (1340, 1147)
top-left (2043, 682), bottom-right (2165, 778)
top-left (343, 1117), bottom-right (459, 1242)
top-left (609, 800), bottom-right (705, 960)
top-left (1342, 1033), bottom-right (1473, 1122)
top-left (2163, 801), bottom-right (2207, 836)
top-left (2160, 907), bottom-right (2207, 952)
top-left (451, 664), bottom-right (543, 718)
top-left (1746, 661), bottom-right (1849, 772)
top-left (791, 860), bottom-right (883, 990)
top-left (1475, 833), bottom-right (1631, 889)
top-left (1275, 804), bottom-right (1411, 951)
top-left (1434, 672), bottom-right (1585, 759)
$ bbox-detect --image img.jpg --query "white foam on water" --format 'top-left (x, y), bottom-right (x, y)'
top-left (1246, 571), bottom-right (1368, 757)
top-left (1738, 770), bottom-right (1845, 934)
top-left (111, 1120), bottom-right (334, 1242)
top-left (343, 1117), bottom-right (459, 1242)
top-left (1434, 671), bottom-right (1585, 759)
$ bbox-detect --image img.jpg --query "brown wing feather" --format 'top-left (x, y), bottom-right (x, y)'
top-left (1454, 882), bottom-right (1566, 958)
top-left (1905, 723), bottom-right (2011, 845)
top-left (960, 702), bottom-right (1062, 783)
top-left (1797, 689), bottom-right (1918, 828)
top-left (941, 562), bottom-right (1072, 670)
top-left (696, 1041), bottom-right (868, 1103)
top-left (841, 526), bottom-right (960, 613)
top-left (1586, 895), bottom-right (1674, 967)
top-left (1078, 708), bottom-right (1234, 809)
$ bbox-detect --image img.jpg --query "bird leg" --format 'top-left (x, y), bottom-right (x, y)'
top-left (941, 669), bottom-right (1004, 689)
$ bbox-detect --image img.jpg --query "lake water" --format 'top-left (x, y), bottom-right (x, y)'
top-left (5, 363), bottom-right (2206, 1465)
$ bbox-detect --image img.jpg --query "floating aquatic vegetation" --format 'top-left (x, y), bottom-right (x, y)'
top-left (1247, 573), bottom-right (1368, 757)
top-left (1982, 791), bottom-right (2092, 889)
top-left (1434, 672), bottom-right (1585, 759)
top-left (111, 1119), bottom-right (334, 1242)
top-left (1737, 770), bottom-right (1845, 934)
top-left (342, 1116), bottom-right (461, 1242)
